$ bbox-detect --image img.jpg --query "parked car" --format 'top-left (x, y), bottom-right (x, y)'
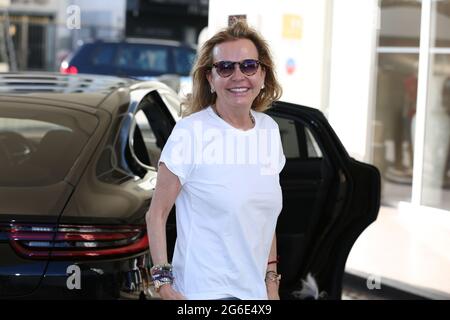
top-left (60, 38), bottom-right (197, 94)
top-left (0, 73), bottom-right (380, 300)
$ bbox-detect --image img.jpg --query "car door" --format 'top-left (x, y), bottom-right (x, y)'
top-left (266, 101), bottom-right (381, 299)
top-left (127, 89), bottom-right (180, 260)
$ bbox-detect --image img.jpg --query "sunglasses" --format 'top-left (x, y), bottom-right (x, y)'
top-left (211, 59), bottom-right (262, 78)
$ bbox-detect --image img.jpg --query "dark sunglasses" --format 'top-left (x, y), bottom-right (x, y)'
top-left (212, 59), bottom-right (262, 78)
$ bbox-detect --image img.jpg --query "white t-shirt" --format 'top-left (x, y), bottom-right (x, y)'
top-left (158, 106), bottom-right (286, 300)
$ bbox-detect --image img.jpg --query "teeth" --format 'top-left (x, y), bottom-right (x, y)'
top-left (229, 88), bottom-right (249, 93)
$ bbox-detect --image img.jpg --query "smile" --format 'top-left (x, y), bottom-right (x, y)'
top-left (228, 87), bottom-right (250, 93)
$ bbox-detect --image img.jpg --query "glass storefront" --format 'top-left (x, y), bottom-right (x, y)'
top-left (373, 0), bottom-right (421, 206)
top-left (350, 2), bottom-right (450, 296)
top-left (372, 0), bottom-right (450, 211)
top-left (421, 0), bottom-right (450, 210)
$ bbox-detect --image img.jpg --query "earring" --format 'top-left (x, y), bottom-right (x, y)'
top-left (211, 87), bottom-right (215, 93)
top-left (261, 84), bottom-right (265, 89)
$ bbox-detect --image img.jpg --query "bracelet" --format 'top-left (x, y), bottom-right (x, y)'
top-left (267, 255), bottom-right (280, 265)
top-left (150, 264), bottom-right (173, 278)
top-left (265, 271), bottom-right (281, 283)
top-left (150, 263), bottom-right (173, 272)
top-left (150, 263), bottom-right (174, 292)
top-left (153, 278), bottom-right (173, 292)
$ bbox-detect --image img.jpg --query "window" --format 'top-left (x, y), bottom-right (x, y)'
top-left (371, 0), bottom-right (422, 206)
top-left (420, 0), bottom-right (450, 211)
top-left (97, 93), bottom-right (174, 182)
top-left (174, 48), bottom-right (197, 76)
top-left (117, 45), bottom-right (169, 73)
top-left (273, 115), bottom-right (323, 160)
top-left (91, 44), bottom-right (116, 66)
top-left (276, 117), bottom-right (300, 159)
top-left (0, 105), bottom-right (95, 187)
top-left (132, 109), bottom-right (161, 168)
top-left (379, 0), bottom-right (421, 47)
top-left (305, 127), bottom-right (323, 158)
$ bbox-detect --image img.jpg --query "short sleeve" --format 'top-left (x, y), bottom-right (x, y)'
top-left (276, 123), bottom-right (286, 174)
top-left (158, 120), bottom-right (195, 185)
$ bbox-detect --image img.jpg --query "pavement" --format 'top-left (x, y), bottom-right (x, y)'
top-left (344, 204), bottom-right (450, 300)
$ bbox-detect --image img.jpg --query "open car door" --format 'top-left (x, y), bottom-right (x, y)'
top-left (266, 101), bottom-right (381, 300)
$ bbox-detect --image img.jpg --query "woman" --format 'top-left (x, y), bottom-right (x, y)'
top-left (146, 20), bottom-right (285, 300)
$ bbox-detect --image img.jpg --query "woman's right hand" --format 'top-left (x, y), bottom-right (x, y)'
top-left (158, 284), bottom-right (186, 300)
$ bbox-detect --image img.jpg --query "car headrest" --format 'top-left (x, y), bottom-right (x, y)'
top-left (32, 129), bottom-right (75, 167)
top-left (40, 129), bottom-right (72, 153)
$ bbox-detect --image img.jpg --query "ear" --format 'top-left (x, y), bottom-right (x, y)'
top-left (206, 70), bottom-right (213, 87)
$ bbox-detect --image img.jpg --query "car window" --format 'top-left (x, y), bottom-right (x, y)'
top-left (96, 109), bottom-right (164, 182)
top-left (90, 44), bottom-right (116, 66)
top-left (276, 117), bottom-right (300, 159)
top-left (305, 127), bottom-right (323, 158)
top-left (173, 48), bottom-right (197, 76)
top-left (0, 105), bottom-right (96, 187)
top-left (117, 45), bottom-right (169, 74)
top-left (132, 110), bottom-right (160, 168)
top-left (272, 115), bottom-right (323, 160)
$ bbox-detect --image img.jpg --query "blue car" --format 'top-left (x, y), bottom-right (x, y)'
top-left (60, 39), bottom-right (196, 93)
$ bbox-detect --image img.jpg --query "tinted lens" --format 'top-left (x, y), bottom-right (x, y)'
top-left (213, 60), bottom-right (260, 77)
top-left (240, 59), bottom-right (259, 76)
top-left (215, 61), bottom-right (235, 77)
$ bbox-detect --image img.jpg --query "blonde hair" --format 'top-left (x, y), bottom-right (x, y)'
top-left (183, 20), bottom-right (282, 116)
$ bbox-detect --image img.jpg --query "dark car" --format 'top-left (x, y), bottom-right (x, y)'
top-left (0, 73), bottom-right (380, 300)
top-left (60, 39), bottom-right (196, 94)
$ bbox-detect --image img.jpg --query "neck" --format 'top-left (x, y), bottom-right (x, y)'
top-left (214, 104), bottom-right (255, 130)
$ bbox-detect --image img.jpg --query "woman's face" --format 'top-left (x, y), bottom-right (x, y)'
top-left (207, 39), bottom-right (266, 111)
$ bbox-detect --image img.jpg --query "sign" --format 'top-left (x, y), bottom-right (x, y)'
top-left (282, 14), bottom-right (303, 40)
top-left (228, 14), bottom-right (246, 26)
top-left (286, 58), bottom-right (296, 75)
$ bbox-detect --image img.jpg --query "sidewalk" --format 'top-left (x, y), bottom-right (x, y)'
top-left (345, 205), bottom-right (450, 299)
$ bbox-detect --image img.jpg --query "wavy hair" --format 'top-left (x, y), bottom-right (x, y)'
top-left (183, 20), bottom-right (282, 116)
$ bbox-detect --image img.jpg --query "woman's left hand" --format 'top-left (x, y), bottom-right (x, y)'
top-left (266, 281), bottom-right (280, 300)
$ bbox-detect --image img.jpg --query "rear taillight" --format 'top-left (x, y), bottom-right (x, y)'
top-left (5, 224), bottom-right (148, 260)
top-left (60, 62), bottom-right (78, 74)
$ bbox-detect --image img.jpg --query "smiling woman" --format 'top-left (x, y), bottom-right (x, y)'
top-left (146, 20), bottom-right (286, 300)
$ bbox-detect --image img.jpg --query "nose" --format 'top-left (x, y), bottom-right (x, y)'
top-left (230, 63), bottom-right (245, 80)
